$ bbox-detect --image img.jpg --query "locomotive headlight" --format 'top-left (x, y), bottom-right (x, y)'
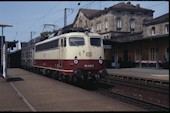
top-left (74, 59), bottom-right (78, 64)
top-left (74, 56), bottom-right (78, 64)
top-left (99, 56), bottom-right (103, 64)
top-left (99, 59), bottom-right (103, 64)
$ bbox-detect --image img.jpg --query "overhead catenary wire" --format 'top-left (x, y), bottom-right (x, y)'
top-left (7, 1), bottom-right (167, 42)
top-left (26, 1), bottom-right (168, 38)
top-left (12, 2), bottom-right (63, 39)
top-left (52, 1), bottom-right (96, 28)
top-left (9, 1), bottom-right (168, 31)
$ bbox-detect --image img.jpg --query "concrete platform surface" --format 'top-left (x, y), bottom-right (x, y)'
top-left (107, 68), bottom-right (169, 81)
top-left (0, 68), bottom-right (147, 112)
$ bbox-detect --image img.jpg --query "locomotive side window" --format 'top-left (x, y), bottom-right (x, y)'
top-left (60, 37), bottom-right (66, 47)
top-left (52, 39), bottom-right (58, 48)
top-left (36, 39), bottom-right (59, 51)
top-left (61, 39), bottom-right (63, 47)
top-left (64, 37), bottom-right (66, 47)
top-left (69, 37), bottom-right (84, 46)
top-left (90, 38), bottom-right (101, 46)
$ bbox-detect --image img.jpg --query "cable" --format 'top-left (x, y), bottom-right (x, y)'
top-left (43, 2), bottom-right (60, 16)
top-left (13, 1), bottom-right (168, 42)
top-left (52, 1), bottom-right (95, 27)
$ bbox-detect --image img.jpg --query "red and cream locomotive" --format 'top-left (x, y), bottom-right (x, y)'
top-left (21, 28), bottom-right (107, 82)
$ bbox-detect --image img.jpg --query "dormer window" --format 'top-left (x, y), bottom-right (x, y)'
top-left (165, 24), bottom-right (169, 34)
top-left (151, 27), bottom-right (155, 36)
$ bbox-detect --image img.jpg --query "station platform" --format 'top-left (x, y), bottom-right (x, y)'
top-left (106, 68), bottom-right (169, 82)
top-left (0, 68), bottom-right (146, 111)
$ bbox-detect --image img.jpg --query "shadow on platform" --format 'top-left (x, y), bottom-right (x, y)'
top-left (7, 76), bottom-right (24, 82)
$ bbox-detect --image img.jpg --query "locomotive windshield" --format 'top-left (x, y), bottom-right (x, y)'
top-left (69, 37), bottom-right (85, 46)
top-left (90, 38), bottom-right (101, 46)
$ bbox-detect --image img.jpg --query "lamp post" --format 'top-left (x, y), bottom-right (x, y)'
top-left (0, 24), bottom-right (13, 79)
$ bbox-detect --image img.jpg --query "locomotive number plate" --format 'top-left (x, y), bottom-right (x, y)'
top-left (84, 64), bottom-right (94, 67)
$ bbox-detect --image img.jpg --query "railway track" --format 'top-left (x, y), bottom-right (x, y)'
top-left (99, 78), bottom-right (169, 95)
top-left (104, 75), bottom-right (169, 94)
top-left (21, 68), bottom-right (169, 111)
top-left (96, 78), bottom-right (169, 111)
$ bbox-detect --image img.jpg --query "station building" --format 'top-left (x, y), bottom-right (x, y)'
top-left (10, 2), bottom-right (168, 70)
top-left (71, 2), bottom-right (169, 69)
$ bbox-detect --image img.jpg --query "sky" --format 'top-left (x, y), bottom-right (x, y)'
top-left (0, 1), bottom-right (169, 42)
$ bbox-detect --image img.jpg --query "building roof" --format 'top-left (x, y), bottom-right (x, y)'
top-left (89, 2), bottom-right (154, 19)
top-left (143, 13), bottom-right (169, 26)
top-left (79, 8), bottom-right (100, 18)
top-left (73, 2), bottom-right (154, 24)
top-left (72, 8), bottom-right (100, 25)
top-left (104, 32), bottom-right (168, 44)
top-left (111, 2), bottom-right (153, 12)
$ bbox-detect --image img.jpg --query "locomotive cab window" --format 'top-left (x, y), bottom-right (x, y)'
top-left (69, 37), bottom-right (85, 46)
top-left (90, 38), bottom-right (101, 46)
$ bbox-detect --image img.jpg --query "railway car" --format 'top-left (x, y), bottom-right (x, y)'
top-left (21, 36), bottom-right (41, 71)
top-left (21, 29), bottom-right (108, 83)
top-left (21, 42), bottom-right (34, 71)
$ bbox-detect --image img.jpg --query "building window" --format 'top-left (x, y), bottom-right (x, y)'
top-left (97, 22), bottom-right (101, 32)
top-left (91, 25), bottom-right (94, 32)
top-left (107, 35), bottom-right (109, 39)
top-left (164, 47), bottom-right (169, 62)
top-left (150, 48), bottom-right (157, 60)
top-left (116, 17), bottom-right (121, 31)
top-left (151, 27), bottom-right (155, 36)
top-left (130, 18), bottom-right (135, 32)
top-left (79, 19), bottom-right (82, 28)
top-left (165, 24), bottom-right (169, 34)
top-left (91, 23), bottom-right (94, 32)
top-left (85, 20), bottom-right (88, 28)
top-left (99, 23), bottom-right (101, 31)
top-left (135, 48), bottom-right (141, 61)
top-left (96, 23), bottom-right (99, 32)
top-left (105, 20), bottom-right (108, 30)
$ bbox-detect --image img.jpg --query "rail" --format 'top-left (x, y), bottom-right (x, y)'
top-left (97, 86), bottom-right (169, 111)
top-left (96, 77), bottom-right (169, 111)
top-left (105, 74), bottom-right (169, 93)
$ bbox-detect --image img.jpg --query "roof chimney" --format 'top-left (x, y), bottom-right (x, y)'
top-left (127, 1), bottom-right (131, 5)
top-left (136, 4), bottom-right (140, 8)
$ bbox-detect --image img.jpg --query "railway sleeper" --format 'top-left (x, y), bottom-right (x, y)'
top-left (154, 81), bottom-right (161, 86)
top-left (162, 82), bottom-right (169, 87)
